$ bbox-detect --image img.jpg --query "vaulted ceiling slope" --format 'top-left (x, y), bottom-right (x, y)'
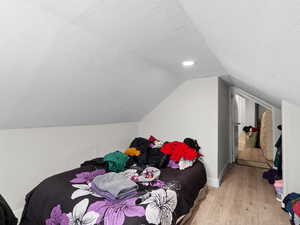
top-left (0, 0), bottom-right (225, 129)
top-left (3, 0), bottom-right (295, 129)
top-left (179, 0), bottom-right (300, 108)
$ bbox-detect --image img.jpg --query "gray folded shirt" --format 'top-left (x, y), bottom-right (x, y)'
top-left (93, 172), bottom-right (138, 198)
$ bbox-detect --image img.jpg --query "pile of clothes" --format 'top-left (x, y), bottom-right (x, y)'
top-left (136, 136), bottom-right (200, 171)
top-left (163, 138), bottom-right (203, 170)
top-left (80, 136), bottom-right (204, 202)
top-left (282, 193), bottom-right (300, 225)
top-left (122, 136), bottom-right (203, 171)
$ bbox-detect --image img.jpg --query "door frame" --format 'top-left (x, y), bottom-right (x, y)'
top-left (229, 87), bottom-right (275, 163)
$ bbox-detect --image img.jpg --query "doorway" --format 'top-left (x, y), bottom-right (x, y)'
top-left (230, 88), bottom-right (274, 169)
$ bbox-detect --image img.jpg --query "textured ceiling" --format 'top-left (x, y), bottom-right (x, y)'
top-left (179, 0), bottom-right (300, 108)
top-left (0, 0), bottom-right (224, 129)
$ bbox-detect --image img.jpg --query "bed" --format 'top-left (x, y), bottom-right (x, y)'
top-left (19, 161), bottom-right (207, 225)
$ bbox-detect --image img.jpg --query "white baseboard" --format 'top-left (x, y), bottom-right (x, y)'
top-left (207, 163), bottom-right (229, 188)
top-left (207, 177), bottom-right (220, 187)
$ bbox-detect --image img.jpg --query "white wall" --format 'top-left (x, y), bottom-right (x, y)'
top-left (218, 79), bottom-right (230, 183)
top-left (235, 94), bottom-right (246, 136)
top-left (282, 101), bottom-right (300, 194)
top-left (138, 77), bottom-right (220, 186)
top-left (0, 122), bottom-right (137, 215)
top-left (236, 96), bottom-right (255, 130)
top-left (245, 98), bottom-right (255, 127)
top-left (179, 0), bottom-right (300, 108)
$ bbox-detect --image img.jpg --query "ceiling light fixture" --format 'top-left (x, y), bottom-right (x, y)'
top-left (182, 60), bottom-right (195, 67)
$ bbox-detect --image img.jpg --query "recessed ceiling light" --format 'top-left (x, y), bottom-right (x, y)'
top-left (182, 60), bottom-right (195, 67)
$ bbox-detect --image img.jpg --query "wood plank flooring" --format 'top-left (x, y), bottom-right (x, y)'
top-left (238, 148), bottom-right (266, 162)
top-left (185, 165), bottom-right (289, 225)
top-left (238, 148), bottom-right (272, 168)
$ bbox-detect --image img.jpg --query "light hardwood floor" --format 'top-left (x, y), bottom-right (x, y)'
top-left (186, 165), bottom-right (289, 225)
top-left (238, 148), bottom-right (266, 162)
top-left (238, 148), bottom-right (272, 168)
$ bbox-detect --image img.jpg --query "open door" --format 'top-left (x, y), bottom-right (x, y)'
top-left (230, 87), bottom-right (279, 167)
top-left (260, 110), bottom-right (273, 161)
top-left (232, 94), bottom-right (241, 162)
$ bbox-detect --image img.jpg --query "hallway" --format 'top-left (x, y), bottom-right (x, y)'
top-left (237, 148), bottom-right (272, 169)
top-left (186, 165), bottom-right (289, 225)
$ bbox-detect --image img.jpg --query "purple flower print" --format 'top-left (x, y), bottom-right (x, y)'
top-left (70, 169), bottom-right (105, 184)
top-left (151, 180), bottom-right (166, 188)
top-left (88, 197), bottom-right (145, 225)
top-left (45, 205), bottom-right (69, 225)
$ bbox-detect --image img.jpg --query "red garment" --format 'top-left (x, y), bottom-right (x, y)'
top-left (293, 200), bottom-right (300, 217)
top-left (160, 141), bottom-right (201, 162)
top-left (148, 136), bottom-right (157, 143)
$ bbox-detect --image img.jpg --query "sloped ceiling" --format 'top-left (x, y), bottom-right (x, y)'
top-left (3, 0), bottom-right (297, 129)
top-left (0, 0), bottom-right (225, 129)
top-left (178, 0), bottom-right (300, 107)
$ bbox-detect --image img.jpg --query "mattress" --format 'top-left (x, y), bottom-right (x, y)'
top-left (20, 161), bottom-right (207, 225)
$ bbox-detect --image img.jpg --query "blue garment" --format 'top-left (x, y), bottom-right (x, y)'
top-left (282, 193), bottom-right (300, 225)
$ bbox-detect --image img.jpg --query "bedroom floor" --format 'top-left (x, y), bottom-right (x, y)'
top-left (237, 148), bottom-right (272, 169)
top-left (186, 165), bottom-right (289, 225)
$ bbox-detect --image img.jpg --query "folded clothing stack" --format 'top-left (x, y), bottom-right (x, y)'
top-left (91, 172), bottom-right (138, 201)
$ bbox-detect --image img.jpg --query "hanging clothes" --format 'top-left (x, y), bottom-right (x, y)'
top-left (274, 125), bottom-right (283, 179)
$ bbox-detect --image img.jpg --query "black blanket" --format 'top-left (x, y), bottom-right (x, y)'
top-left (20, 161), bottom-right (206, 225)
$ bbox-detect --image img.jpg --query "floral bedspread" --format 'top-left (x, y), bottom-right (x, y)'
top-left (20, 162), bottom-right (206, 225)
